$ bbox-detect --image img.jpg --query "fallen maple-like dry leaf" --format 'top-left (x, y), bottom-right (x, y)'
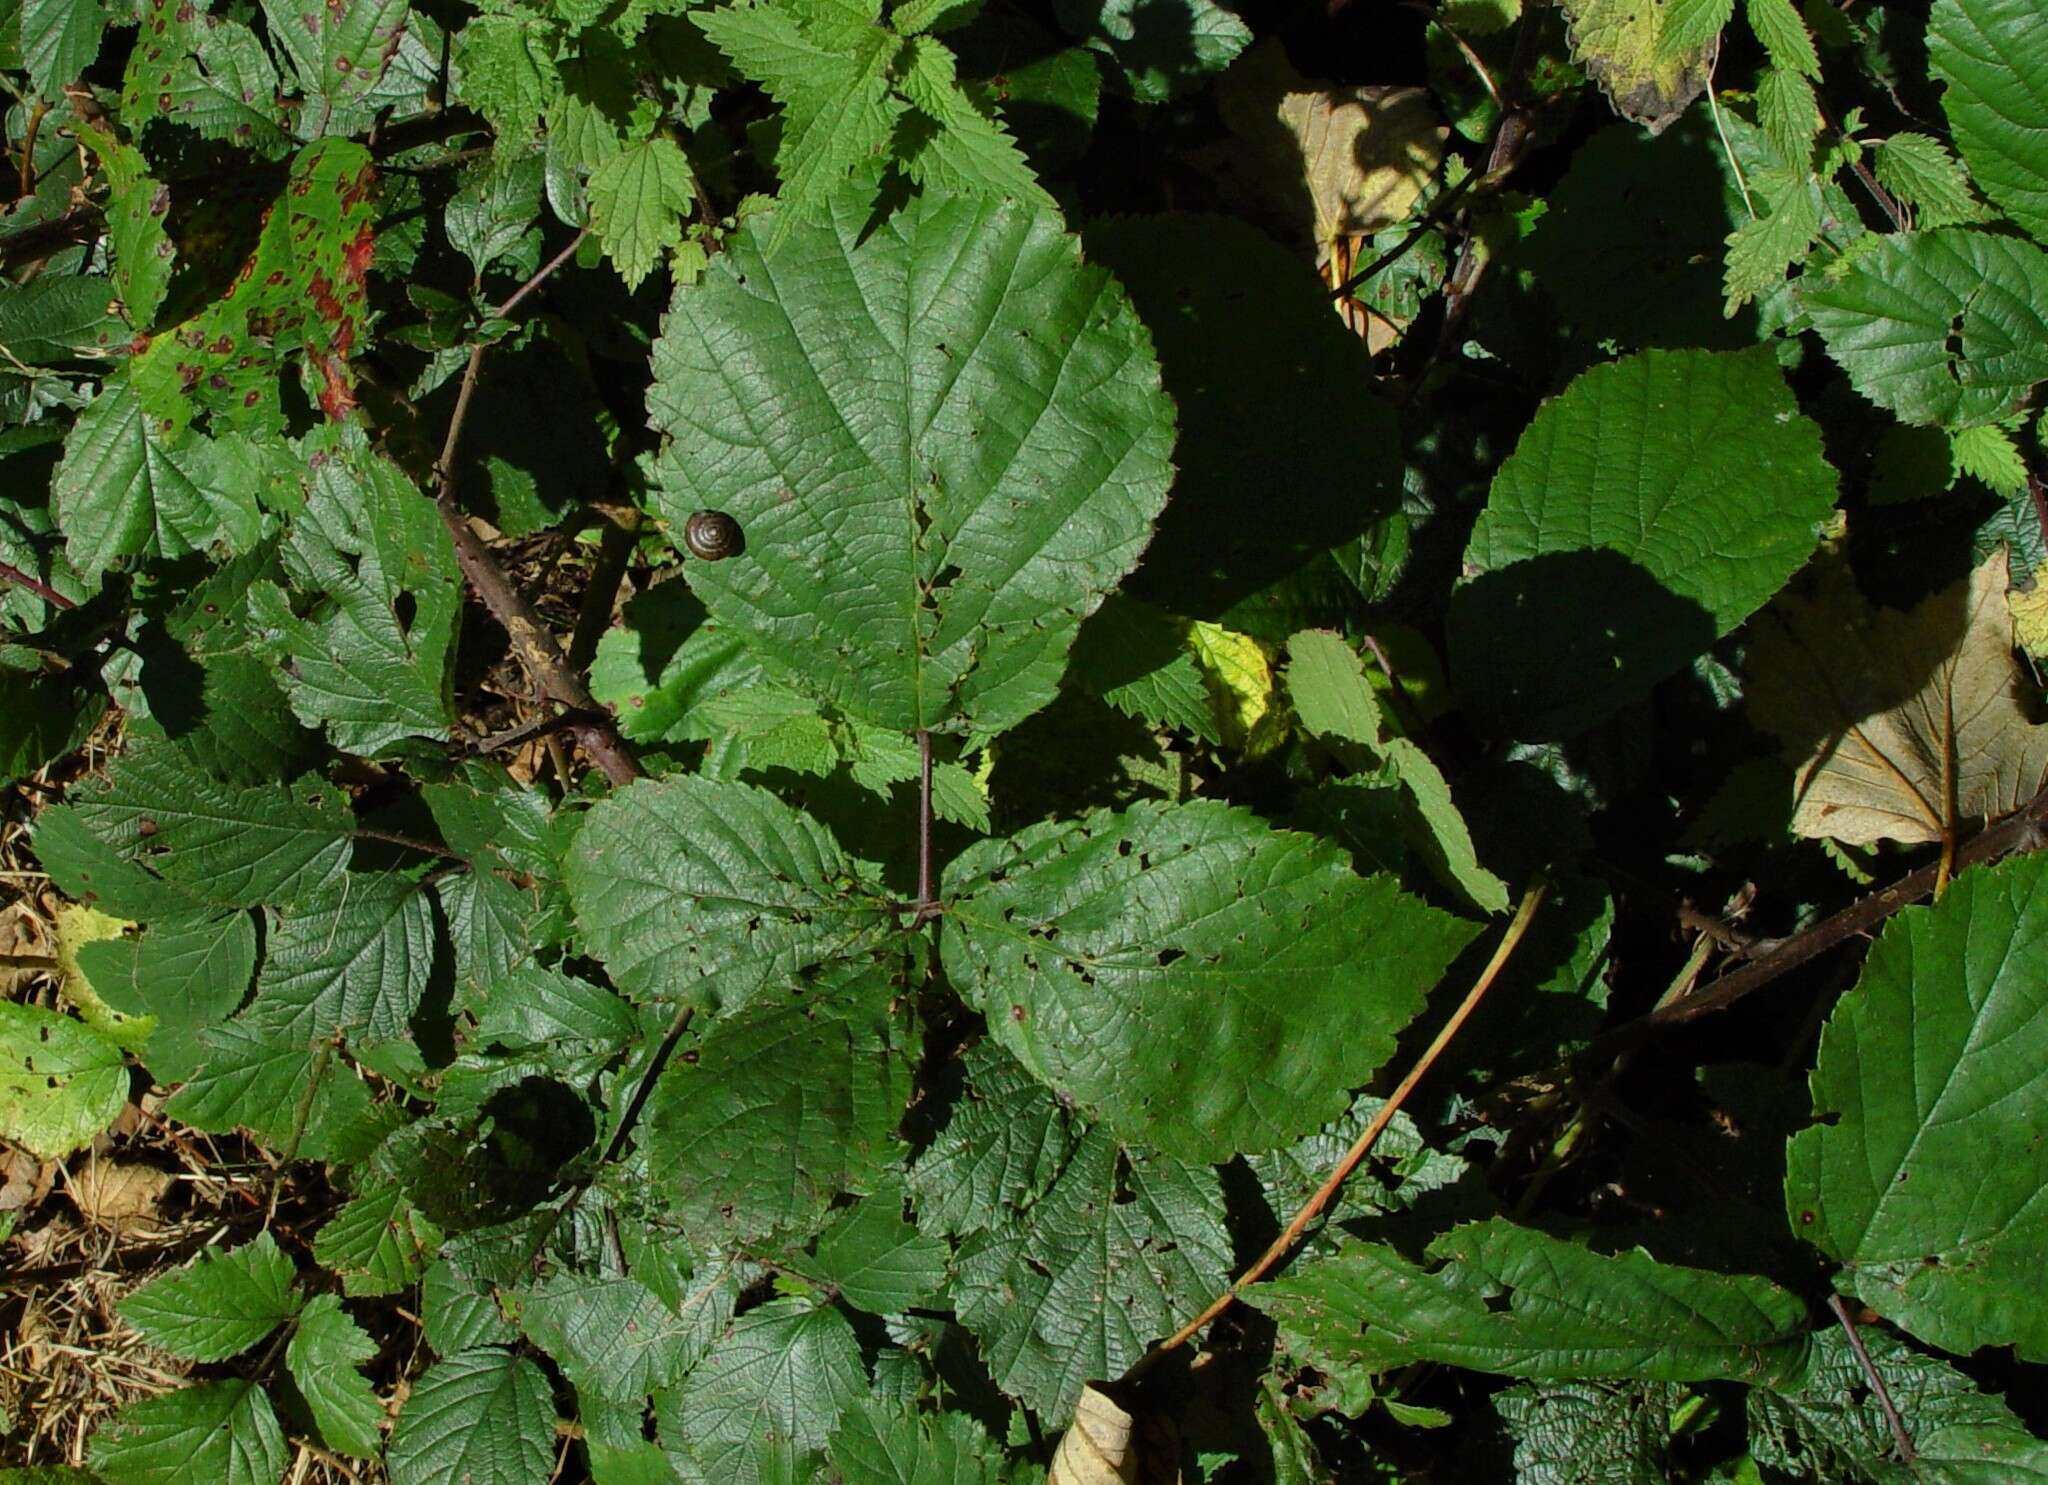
top-left (1747, 549), bottom-right (2048, 847)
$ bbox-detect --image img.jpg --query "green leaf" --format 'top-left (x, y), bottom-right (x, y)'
top-left (164, 1014), bottom-right (378, 1160)
top-left (121, 0), bottom-right (292, 156)
top-left (1745, 0), bottom-right (1818, 77)
top-left (116, 1231), bottom-right (300, 1362)
top-left (1872, 132), bottom-right (1990, 227)
top-left (90, 1381), bottom-right (286, 1485)
top-left (248, 438), bottom-right (460, 753)
top-left (422, 1259), bottom-right (521, 1354)
top-left (1750, 1328), bottom-right (2048, 1482)
top-left (1801, 228), bottom-right (2048, 428)
top-left (1451, 347), bottom-right (1836, 738)
top-left (257, 0), bottom-right (410, 123)
top-left (825, 1398), bottom-right (1009, 1483)
top-left (589, 137), bottom-right (697, 289)
top-left (1952, 423), bottom-right (2029, 494)
top-left (1756, 66), bottom-right (1819, 163)
top-left (1784, 852), bottom-right (2048, 1360)
top-left (1928, 0), bottom-right (2048, 244)
top-left (1070, 596), bottom-right (1222, 743)
top-left (20, 0), bottom-right (103, 96)
top-left (0, 1003), bottom-right (127, 1160)
top-left (643, 963), bottom-right (914, 1244)
top-left (517, 1274), bottom-right (721, 1397)
top-left (287, 1294), bottom-right (385, 1459)
top-left (1560, 0), bottom-right (1710, 132)
top-left (75, 910), bottom-right (255, 1083)
top-left (1659, 0), bottom-right (1732, 55)
top-left (1051, 0), bottom-right (1249, 103)
top-left (953, 1128), bottom-right (1231, 1419)
top-left (455, 14), bottom-right (559, 139)
top-left (1722, 165), bottom-right (1822, 311)
top-left (314, 1184), bottom-right (443, 1297)
top-left (50, 744), bottom-right (354, 910)
top-left (567, 774), bottom-right (897, 1011)
top-left (942, 799), bottom-right (1478, 1160)
top-left (73, 124), bottom-right (174, 329)
top-left (908, 1040), bottom-right (1079, 1238)
top-left (0, 277), bottom-right (126, 364)
top-left (446, 152), bottom-right (545, 276)
top-left (1250, 1219), bottom-right (1811, 1384)
top-left (666, 1298), bottom-right (866, 1475)
top-left (51, 385), bottom-right (263, 582)
top-left (695, 0), bottom-right (905, 232)
top-left (249, 872), bottom-right (439, 1043)
top-left (646, 187), bottom-right (1175, 737)
top-left (895, 36), bottom-right (1047, 203)
top-left (809, 1180), bottom-right (949, 1310)
top-left (387, 1348), bottom-right (556, 1485)
top-left (1493, 1381), bottom-right (1680, 1485)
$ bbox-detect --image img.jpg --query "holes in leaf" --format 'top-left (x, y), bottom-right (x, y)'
top-left (1155, 948), bottom-right (1184, 968)
top-left (1944, 314), bottom-right (1967, 380)
top-left (392, 589), bottom-right (416, 636)
top-left (1481, 1288), bottom-right (1513, 1315)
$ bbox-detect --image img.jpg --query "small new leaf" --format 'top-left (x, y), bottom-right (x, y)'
top-left (589, 137), bottom-right (698, 289)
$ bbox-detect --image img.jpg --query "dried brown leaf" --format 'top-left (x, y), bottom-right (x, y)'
top-left (1748, 549), bottom-right (2048, 846)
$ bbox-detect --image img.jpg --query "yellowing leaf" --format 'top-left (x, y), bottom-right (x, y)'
top-left (1189, 620), bottom-right (1280, 755)
top-left (1561, 0), bottom-right (1711, 133)
top-left (1747, 549), bottom-right (2048, 847)
top-left (1219, 42), bottom-right (1446, 261)
top-left (1048, 1385), bottom-right (1137, 1485)
top-left (54, 902), bottom-right (153, 1051)
top-left (2011, 564), bottom-right (2048, 660)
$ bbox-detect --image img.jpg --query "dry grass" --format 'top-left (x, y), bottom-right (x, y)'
top-left (0, 728), bottom-right (378, 1481)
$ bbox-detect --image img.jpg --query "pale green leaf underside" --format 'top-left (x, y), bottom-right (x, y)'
top-left (942, 798), bottom-right (1478, 1160)
top-left (647, 187), bottom-right (1176, 736)
top-left (566, 773), bottom-right (896, 1011)
top-left (1252, 1219), bottom-right (1811, 1384)
top-left (1801, 228), bottom-right (2048, 428)
top-left (1453, 346), bottom-right (1836, 738)
top-left (1928, 0), bottom-right (2048, 245)
top-left (1785, 854), bottom-right (2048, 1361)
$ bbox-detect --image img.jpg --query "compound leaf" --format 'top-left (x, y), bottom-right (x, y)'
top-left (941, 799), bottom-right (1477, 1160)
top-left (1250, 1219), bottom-right (1811, 1384)
top-left (1451, 347), bottom-right (1836, 738)
top-left (646, 187), bottom-right (1175, 737)
top-left (1785, 852), bottom-right (2048, 1360)
top-left (117, 1231), bottom-right (300, 1362)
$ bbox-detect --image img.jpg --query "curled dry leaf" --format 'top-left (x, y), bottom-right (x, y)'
top-left (1049, 1385), bottom-right (1138, 1485)
top-left (68, 1159), bottom-right (172, 1231)
top-left (1747, 549), bottom-right (2048, 847)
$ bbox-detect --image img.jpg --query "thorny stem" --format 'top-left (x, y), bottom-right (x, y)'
top-left (0, 558), bottom-right (75, 610)
top-left (429, 228), bottom-right (642, 788)
top-left (1582, 781), bottom-right (2048, 1064)
top-left (1828, 1295), bottom-right (1918, 1465)
top-left (1126, 880), bottom-right (1549, 1371)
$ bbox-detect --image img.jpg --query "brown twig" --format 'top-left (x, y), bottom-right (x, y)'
top-left (0, 558), bottom-right (75, 610)
top-left (17, 101), bottom-right (47, 200)
top-left (429, 228), bottom-right (641, 788)
top-left (1124, 880), bottom-right (1550, 1372)
top-left (1828, 1296), bottom-right (1917, 1465)
top-left (567, 503), bottom-right (644, 674)
top-left (1585, 785), bottom-right (2048, 1064)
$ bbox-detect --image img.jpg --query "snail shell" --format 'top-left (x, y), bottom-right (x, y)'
top-left (682, 509), bottom-right (743, 561)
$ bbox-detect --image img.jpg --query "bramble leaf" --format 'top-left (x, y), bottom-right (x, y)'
top-left (288, 1294), bottom-right (385, 1458)
top-left (118, 1232), bottom-right (299, 1362)
top-left (387, 1349), bottom-right (556, 1485)
top-left (1928, 0), bottom-right (2048, 245)
top-left (0, 1002), bottom-right (128, 1159)
top-left (663, 1298), bottom-right (867, 1475)
top-left (90, 1380), bottom-right (286, 1485)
